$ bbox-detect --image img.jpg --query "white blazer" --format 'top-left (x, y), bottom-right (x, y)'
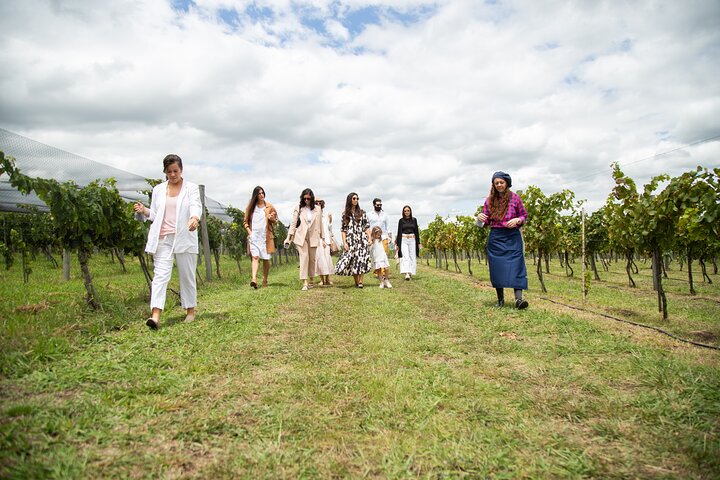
top-left (139, 180), bottom-right (202, 254)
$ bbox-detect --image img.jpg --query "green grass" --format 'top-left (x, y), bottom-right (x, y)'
top-left (430, 253), bottom-right (720, 347)
top-left (1, 253), bottom-right (719, 478)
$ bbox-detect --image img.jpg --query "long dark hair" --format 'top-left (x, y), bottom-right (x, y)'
top-left (296, 188), bottom-right (315, 227)
top-left (488, 183), bottom-right (511, 221)
top-left (245, 186), bottom-right (265, 225)
top-left (342, 192), bottom-right (362, 228)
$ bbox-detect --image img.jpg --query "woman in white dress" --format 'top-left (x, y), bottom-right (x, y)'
top-left (244, 186), bottom-right (278, 288)
top-left (314, 199), bottom-right (334, 286)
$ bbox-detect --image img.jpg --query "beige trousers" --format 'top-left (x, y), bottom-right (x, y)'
top-left (298, 239), bottom-right (317, 280)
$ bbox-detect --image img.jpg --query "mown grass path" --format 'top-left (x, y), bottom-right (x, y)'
top-left (2, 261), bottom-right (719, 479)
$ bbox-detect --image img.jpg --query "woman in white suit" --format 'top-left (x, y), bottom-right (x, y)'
top-left (284, 188), bottom-right (325, 291)
top-left (134, 154), bottom-right (202, 329)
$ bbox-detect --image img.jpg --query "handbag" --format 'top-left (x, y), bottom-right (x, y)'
top-left (329, 236), bottom-right (340, 255)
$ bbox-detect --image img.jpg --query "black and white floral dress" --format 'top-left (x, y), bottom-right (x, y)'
top-left (335, 211), bottom-right (372, 275)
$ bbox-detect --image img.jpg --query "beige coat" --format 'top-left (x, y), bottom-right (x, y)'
top-left (287, 206), bottom-right (325, 248)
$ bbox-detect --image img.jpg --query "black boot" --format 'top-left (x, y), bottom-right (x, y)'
top-left (495, 288), bottom-right (504, 308)
top-left (515, 298), bottom-right (529, 309)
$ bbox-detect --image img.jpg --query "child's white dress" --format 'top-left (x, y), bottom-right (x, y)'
top-left (371, 239), bottom-right (390, 270)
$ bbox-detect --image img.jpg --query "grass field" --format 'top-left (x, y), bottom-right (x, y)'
top-left (1, 252), bottom-right (719, 478)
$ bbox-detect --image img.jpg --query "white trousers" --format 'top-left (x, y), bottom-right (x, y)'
top-left (400, 236), bottom-right (417, 275)
top-left (151, 234), bottom-right (197, 310)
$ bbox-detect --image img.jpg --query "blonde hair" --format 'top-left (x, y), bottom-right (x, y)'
top-left (371, 226), bottom-right (383, 240)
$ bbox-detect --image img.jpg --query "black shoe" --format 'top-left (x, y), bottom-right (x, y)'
top-left (250, 281), bottom-right (257, 289)
top-left (515, 298), bottom-right (529, 309)
top-left (146, 318), bottom-right (158, 330)
top-left (495, 300), bottom-right (504, 308)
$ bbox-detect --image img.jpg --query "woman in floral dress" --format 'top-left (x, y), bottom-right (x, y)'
top-left (335, 192), bottom-right (372, 288)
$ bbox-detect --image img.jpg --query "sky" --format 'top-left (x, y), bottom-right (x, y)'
top-left (1, 0), bottom-right (719, 229)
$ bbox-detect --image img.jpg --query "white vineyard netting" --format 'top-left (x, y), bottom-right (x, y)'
top-left (0, 128), bottom-right (231, 222)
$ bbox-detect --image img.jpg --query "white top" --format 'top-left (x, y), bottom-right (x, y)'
top-left (368, 209), bottom-right (391, 240)
top-left (304, 206), bottom-right (313, 223)
top-left (251, 206), bottom-right (267, 236)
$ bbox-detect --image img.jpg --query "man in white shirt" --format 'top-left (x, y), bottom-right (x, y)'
top-left (368, 198), bottom-right (393, 281)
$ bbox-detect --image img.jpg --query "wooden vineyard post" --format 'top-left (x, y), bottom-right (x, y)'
top-left (581, 208), bottom-right (586, 304)
top-left (63, 248), bottom-right (71, 281)
top-left (199, 185), bottom-right (213, 282)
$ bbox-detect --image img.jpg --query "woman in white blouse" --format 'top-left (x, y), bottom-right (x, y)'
top-left (134, 154), bottom-right (201, 329)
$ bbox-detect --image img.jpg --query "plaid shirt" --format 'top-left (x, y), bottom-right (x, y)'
top-left (481, 192), bottom-right (527, 228)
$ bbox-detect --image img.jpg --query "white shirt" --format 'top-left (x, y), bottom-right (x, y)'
top-left (368, 209), bottom-right (391, 241)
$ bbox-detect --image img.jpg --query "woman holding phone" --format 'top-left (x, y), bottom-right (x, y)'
top-left (285, 188), bottom-right (325, 291)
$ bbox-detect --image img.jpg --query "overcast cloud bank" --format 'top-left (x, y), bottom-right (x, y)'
top-left (1, 0), bottom-right (718, 227)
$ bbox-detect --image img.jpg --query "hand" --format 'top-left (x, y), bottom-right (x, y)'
top-left (188, 216), bottom-right (199, 231)
top-left (344, 243), bottom-right (349, 252)
top-left (283, 241), bottom-right (290, 249)
top-left (506, 218), bottom-right (522, 228)
top-left (134, 202), bottom-right (147, 215)
top-left (477, 212), bottom-right (488, 223)
top-left (268, 211), bottom-right (277, 221)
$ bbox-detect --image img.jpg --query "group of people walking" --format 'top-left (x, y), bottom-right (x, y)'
top-left (134, 155), bottom-right (528, 329)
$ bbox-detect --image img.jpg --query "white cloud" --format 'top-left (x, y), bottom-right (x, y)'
top-left (1, 0), bottom-right (718, 228)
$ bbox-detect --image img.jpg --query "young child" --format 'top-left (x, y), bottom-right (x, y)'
top-left (371, 226), bottom-right (392, 289)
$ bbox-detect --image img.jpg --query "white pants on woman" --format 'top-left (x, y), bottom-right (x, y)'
top-left (151, 234), bottom-right (197, 310)
top-left (400, 236), bottom-right (417, 275)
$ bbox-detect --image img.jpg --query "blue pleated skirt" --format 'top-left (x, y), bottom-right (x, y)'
top-left (487, 228), bottom-right (528, 290)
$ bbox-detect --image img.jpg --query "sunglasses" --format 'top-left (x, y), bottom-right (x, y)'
top-left (303, 196), bottom-right (312, 200)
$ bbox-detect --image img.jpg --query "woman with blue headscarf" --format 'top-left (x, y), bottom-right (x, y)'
top-left (476, 171), bottom-right (529, 308)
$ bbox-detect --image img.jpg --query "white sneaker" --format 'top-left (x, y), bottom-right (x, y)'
top-left (378, 282), bottom-right (385, 289)
top-left (384, 279), bottom-right (392, 288)
top-left (405, 273), bottom-right (411, 281)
